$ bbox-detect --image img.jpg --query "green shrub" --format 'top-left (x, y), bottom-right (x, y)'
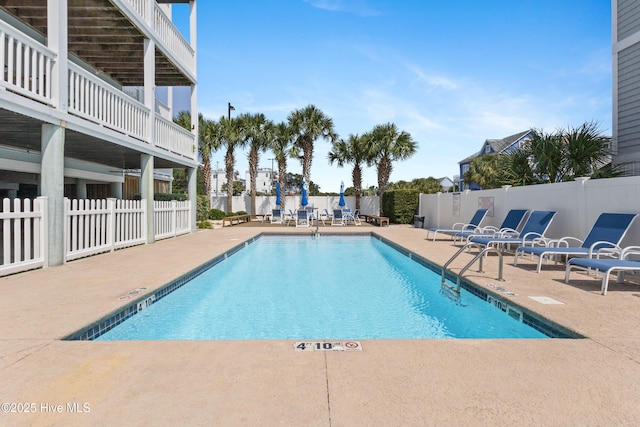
top-left (197, 220), bottom-right (212, 229)
top-left (196, 195), bottom-right (210, 222)
top-left (209, 209), bottom-right (226, 220)
top-left (381, 190), bottom-right (418, 224)
top-left (131, 193), bottom-right (188, 201)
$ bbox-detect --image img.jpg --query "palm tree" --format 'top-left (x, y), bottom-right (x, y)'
top-left (271, 121), bottom-right (294, 210)
top-left (239, 113), bottom-right (273, 216)
top-left (464, 154), bottom-right (508, 189)
top-left (219, 116), bottom-right (244, 213)
top-left (328, 133), bottom-right (371, 210)
top-left (174, 111), bottom-right (213, 196)
top-left (288, 104), bottom-right (337, 184)
top-left (529, 128), bottom-right (566, 183)
top-left (563, 121), bottom-right (611, 178)
top-left (364, 123), bottom-right (418, 206)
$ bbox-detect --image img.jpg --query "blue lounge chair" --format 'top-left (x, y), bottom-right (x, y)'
top-left (425, 208), bottom-right (488, 241)
top-left (453, 209), bottom-right (528, 244)
top-left (515, 213), bottom-right (638, 272)
top-left (565, 246), bottom-right (640, 295)
top-left (296, 209), bottom-right (310, 227)
top-left (468, 210), bottom-right (557, 251)
top-left (270, 208), bottom-right (284, 224)
top-left (331, 209), bottom-right (345, 226)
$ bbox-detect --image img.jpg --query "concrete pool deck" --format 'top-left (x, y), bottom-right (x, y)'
top-left (1, 222), bottom-right (639, 426)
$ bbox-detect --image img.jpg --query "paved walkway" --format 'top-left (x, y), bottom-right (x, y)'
top-left (1, 222), bottom-right (639, 426)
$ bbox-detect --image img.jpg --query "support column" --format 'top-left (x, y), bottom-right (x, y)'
top-left (41, 123), bottom-right (65, 266)
top-left (110, 182), bottom-right (122, 199)
top-left (187, 167), bottom-right (197, 232)
top-left (140, 154), bottom-right (155, 243)
top-left (76, 179), bottom-right (87, 199)
top-left (48, 0), bottom-right (68, 112)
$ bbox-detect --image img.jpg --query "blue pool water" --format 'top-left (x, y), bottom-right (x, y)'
top-left (96, 235), bottom-right (548, 340)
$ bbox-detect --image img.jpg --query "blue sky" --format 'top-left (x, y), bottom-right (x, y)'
top-left (173, 0), bottom-right (611, 193)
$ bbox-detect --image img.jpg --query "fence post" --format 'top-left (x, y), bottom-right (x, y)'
top-left (172, 200), bottom-right (177, 237)
top-left (107, 198), bottom-right (116, 252)
top-left (141, 199), bottom-right (148, 245)
top-left (39, 196), bottom-right (49, 267)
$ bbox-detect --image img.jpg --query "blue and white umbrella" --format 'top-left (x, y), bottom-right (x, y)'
top-left (301, 179), bottom-right (308, 207)
top-left (275, 181), bottom-right (281, 206)
top-left (338, 181), bottom-right (345, 207)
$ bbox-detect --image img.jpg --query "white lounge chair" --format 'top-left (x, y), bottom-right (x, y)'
top-left (425, 208), bottom-right (488, 241)
top-left (270, 209), bottom-right (284, 224)
top-left (565, 246), bottom-right (640, 295)
top-left (296, 209), bottom-right (310, 227)
top-left (331, 209), bottom-right (345, 226)
top-left (515, 213), bottom-right (638, 272)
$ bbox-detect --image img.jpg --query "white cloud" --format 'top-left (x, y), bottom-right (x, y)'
top-left (304, 0), bottom-right (382, 17)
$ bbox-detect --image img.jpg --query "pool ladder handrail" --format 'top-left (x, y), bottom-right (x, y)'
top-left (441, 243), bottom-right (505, 292)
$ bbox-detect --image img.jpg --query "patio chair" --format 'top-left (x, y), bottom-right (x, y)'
top-left (285, 209), bottom-right (296, 226)
top-left (270, 208), bottom-right (284, 224)
top-left (515, 213), bottom-right (638, 272)
top-left (565, 246), bottom-right (640, 295)
top-left (331, 209), bottom-right (345, 226)
top-left (320, 209), bottom-right (332, 226)
top-left (425, 208), bottom-right (488, 241)
top-left (296, 209), bottom-right (310, 227)
top-left (467, 210), bottom-right (557, 252)
top-left (453, 209), bottom-right (529, 244)
top-left (352, 209), bottom-right (362, 226)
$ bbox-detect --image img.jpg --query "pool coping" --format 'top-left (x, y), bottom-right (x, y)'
top-left (64, 231), bottom-right (580, 341)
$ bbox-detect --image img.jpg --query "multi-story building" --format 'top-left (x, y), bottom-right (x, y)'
top-left (245, 168), bottom-right (276, 195)
top-left (613, 0), bottom-right (640, 174)
top-left (0, 0), bottom-right (199, 266)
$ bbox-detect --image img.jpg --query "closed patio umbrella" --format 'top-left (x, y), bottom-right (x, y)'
top-left (301, 179), bottom-right (308, 207)
top-left (339, 181), bottom-right (345, 207)
top-left (275, 181), bottom-right (281, 207)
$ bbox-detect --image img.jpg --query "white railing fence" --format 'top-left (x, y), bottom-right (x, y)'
top-left (68, 62), bottom-right (150, 142)
top-left (155, 115), bottom-right (196, 160)
top-left (0, 197), bottom-right (47, 276)
top-left (154, 200), bottom-right (191, 240)
top-left (0, 20), bottom-right (55, 105)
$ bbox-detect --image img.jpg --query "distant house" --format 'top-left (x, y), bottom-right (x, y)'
top-left (458, 130), bottom-right (533, 190)
top-left (438, 177), bottom-right (455, 192)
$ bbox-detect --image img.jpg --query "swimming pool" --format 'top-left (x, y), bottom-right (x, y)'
top-left (88, 235), bottom-right (567, 341)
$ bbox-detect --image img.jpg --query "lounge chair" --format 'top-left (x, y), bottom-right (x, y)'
top-left (565, 246), bottom-right (640, 295)
top-left (270, 208), bottom-right (284, 224)
top-left (453, 209), bottom-right (528, 244)
top-left (425, 208), bottom-right (488, 241)
top-left (468, 210), bottom-right (557, 251)
top-left (285, 209), bottom-right (295, 226)
top-left (296, 209), bottom-right (310, 227)
top-left (352, 209), bottom-right (362, 226)
top-left (319, 209), bottom-right (332, 226)
top-left (331, 209), bottom-right (345, 226)
top-left (515, 213), bottom-right (638, 272)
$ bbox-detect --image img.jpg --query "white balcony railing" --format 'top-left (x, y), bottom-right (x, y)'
top-left (0, 21), bottom-right (55, 105)
top-left (122, 0), bottom-right (195, 75)
top-left (68, 62), bottom-right (150, 142)
top-left (155, 115), bottom-right (196, 159)
top-left (153, 4), bottom-right (195, 73)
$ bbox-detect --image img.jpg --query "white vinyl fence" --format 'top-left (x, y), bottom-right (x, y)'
top-left (154, 200), bottom-right (191, 240)
top-left (0, 197), bottom-right (47, 276)
top-left (0, 197), bottom-right (192, 276)
top-left (65, 198), bottom-right (146, 261)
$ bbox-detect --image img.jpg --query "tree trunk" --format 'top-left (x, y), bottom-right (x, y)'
top-left (249, 148), bottom-right (258, 216)
top-left (352, 164), bottom-right (362, 210)
top-left (225, 149), bottom-right (235, 213)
